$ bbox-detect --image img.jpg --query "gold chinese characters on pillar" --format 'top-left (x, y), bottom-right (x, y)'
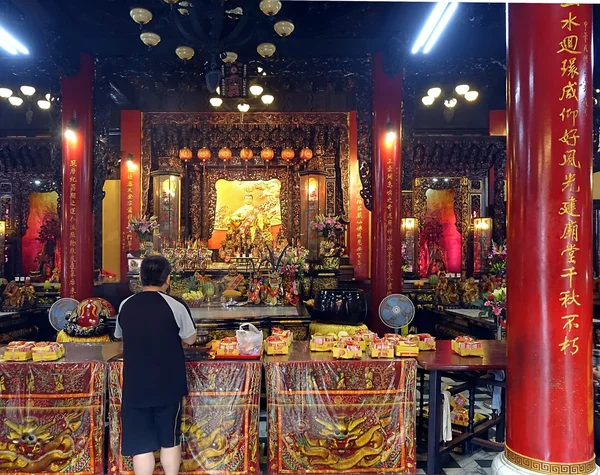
top-left (556, 4), bottom-right (587, 357)
top-left (68, 159), bottom-right (77, 298)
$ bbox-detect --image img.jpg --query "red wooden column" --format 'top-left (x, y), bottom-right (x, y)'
top-left (370, 54), bottom-right (402, 333)
top-left (120, 110), bottom-right (142, 282)
top-left (61, 54), bottom-right (94, 300)
top-left (494, 4), bottom-right (596, 475)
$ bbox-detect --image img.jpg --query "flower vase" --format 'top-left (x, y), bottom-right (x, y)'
top-left (143, 240), bottom-right (154, 256)
top-left (319, 239), bottom-right (335, 259)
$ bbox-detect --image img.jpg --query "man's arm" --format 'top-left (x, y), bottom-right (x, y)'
top-left (169, 296), bottom-right (197, 345)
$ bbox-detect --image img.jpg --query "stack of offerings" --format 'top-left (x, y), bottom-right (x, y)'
top-left (369, 337), bottom-right (395, 358)
top-left (3, 341), bottom-right (65, 362)
top-left (332, 334), bottom-right (362, 359)
top-left (451, 336), bottom-right (484, 357)
top-left (264, 328), bottom-right (292, 355)
top-left (415, 333), bottom-right (436, 351)
top-left (310, 330), bottom-right (371, 354)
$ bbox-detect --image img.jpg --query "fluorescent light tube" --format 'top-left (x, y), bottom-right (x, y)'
top-left (411, 2), bottom-right (449, 54)
top-left (423, 2), bottom-right (458, 54)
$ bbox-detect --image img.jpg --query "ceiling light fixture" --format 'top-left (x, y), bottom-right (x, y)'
top-left (423, 2), bottom-right (458, 54)
top-left (257, 42), bottom-right (276, 58)
top-left (455, 84), bottom-right (470, 95)
top-left (0, 88), bottom-right (12, 98)
top-left (261, 94), bottom-right (274, 105)
top-left (37, 100), bottom-right (50, 110)
top-left (444, 98), bottom-right (458, 108)
top-left (274, 20), bottom-right (294, 37)
top-left (209, 96), bottom-right (223, 107)
top-left (130, 8), bottom-right (153, 25)
top-left (422, 96), bottom-right (435, 106)
top-left (20, 85), bottom-right (35, 96)
top-left (64, 118), bottom-right (78, 143)
top-left (221, 51), bottom-right (238, 63)
top-left (237, 103), bottom-right (250, 113)
top-left (8, 96), bottom-right (23, 106)
top-left (464, 90), bottom-right (479, 101)
top-left (259, 0), bottom-right (282, 16)
top-left (427, 87), bottom-right (442, 98)
top-left (249, 84), bottom-right (264, 96)
top-left (0, 25), bottom-right (29, 55)
top-left (411, 2), bottom-right (449, 54)
top-left (175, 45), bottom-right (195, 60)
top-left (140, 31), bottom-right (161, 47)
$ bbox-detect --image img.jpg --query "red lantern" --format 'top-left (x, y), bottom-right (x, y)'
top-left (240, 148), bottom-right (254, 161)
top-left (197, 148), bottom-right (211, 162)
top-left (300, 147), bottom-right (313, 162)
top-left (281, 148), bottom-right (295, 162)
top-left (179, 147), bottom-right (193, 162)
top-left (261, 148), bottom-right (274, 162)
top-left (218, 147), bottom-right (232, 162)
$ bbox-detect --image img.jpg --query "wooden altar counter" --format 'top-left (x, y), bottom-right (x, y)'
top-left (414, 307), bottom-right (498, 340)
top-left (264, 342), bottom-right (417, 475)
top-left (108, 358), bottom-right (261, 475)
top-left (0, 342), bottom-right (122, 475)
top-left (191, 305), bottom-right (311, 340)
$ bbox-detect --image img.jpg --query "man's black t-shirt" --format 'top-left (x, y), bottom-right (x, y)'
top-left (115, 292), bottom-right (196, 408)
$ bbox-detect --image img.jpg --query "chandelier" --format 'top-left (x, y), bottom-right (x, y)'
top-left (0, 85), bottom-right (54, 124)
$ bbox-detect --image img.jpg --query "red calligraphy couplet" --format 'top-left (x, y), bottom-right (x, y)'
top-left (505, 4), bottom-right (594, 472)
top-left (61, 54), bottom-right (94, 300)
top-left (349, 111), bottom-right (370, 281)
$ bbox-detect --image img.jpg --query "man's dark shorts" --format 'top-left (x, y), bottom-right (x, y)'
top-left (121, 402), bottom-right (182, 456)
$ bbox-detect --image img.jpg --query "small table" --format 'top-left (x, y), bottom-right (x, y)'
top-left (416, 340), bottom-right (506, 475)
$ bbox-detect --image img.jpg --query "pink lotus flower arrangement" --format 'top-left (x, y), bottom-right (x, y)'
top-left (312, 214), bottom-right (345, 241)
top-left (278, 246), bottom-right (309, 278)
top-left (487, 241), bottom-right (507, 276)
top-left (127, 216), bottom-right (160, 242)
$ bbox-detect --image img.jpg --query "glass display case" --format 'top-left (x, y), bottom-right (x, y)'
top-left (151, 171), bottom-right (181, 247)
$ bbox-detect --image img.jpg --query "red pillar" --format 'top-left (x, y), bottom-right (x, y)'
top-left (497, 5), bottom-right (595, 474)
top-left (120, 110), bottom-right (142, 282)
top-left (370, 54), bottom-right (403, 333)
top-left (61, 54), bottom-right (94, 300)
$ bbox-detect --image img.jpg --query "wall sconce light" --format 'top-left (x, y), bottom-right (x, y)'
top-left (385, 120), bottom-right (396, 143)
top-left (64, 118), bottom-right (78, 143)
top-left (473, 217), bottom-right (492, 274)
top-left (300, 171), bottom-right (326, 258)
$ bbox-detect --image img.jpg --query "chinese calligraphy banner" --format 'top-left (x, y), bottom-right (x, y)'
top-left (349, 112), bottom-right (370, 280)
top-left (506, 4), bottom-right (594, 471)
top-left (120, 110), bottom-right (142, 282)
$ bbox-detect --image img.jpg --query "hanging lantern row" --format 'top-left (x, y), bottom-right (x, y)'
top-left (179, 147), bottom-right (314, 163)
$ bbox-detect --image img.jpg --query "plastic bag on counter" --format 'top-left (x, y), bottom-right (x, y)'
top-left (236, 323), bottom-right (263, 356)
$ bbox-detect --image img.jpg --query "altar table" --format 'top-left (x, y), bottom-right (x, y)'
top-left (0, 342), bottom-right (122, 475)
top-left (108, 359), bottom-right (261, 475)
top-left (416, 340), bottom-right (506, 475)
top-left (264, 342), bottom-right (417, 475)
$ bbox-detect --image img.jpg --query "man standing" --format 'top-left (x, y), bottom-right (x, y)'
top-left (115, 255), bottom-right (197, 475)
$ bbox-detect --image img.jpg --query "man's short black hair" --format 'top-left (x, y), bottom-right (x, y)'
top-left (140, 255), bottom-right (172, 287)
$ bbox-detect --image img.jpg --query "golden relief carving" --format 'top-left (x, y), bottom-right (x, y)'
top-left (505, 445), bottom-right (596, 475)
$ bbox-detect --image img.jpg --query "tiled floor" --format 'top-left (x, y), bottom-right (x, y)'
top-left (416, 448), bottom-right (499, 474)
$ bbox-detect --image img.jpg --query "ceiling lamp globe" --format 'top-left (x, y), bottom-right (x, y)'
top-left (209, 96), bottom-right (223, 108)
top-left (422, 96), bottom-right (434, 106)
top-left (140, 31), bottom-right (161, 47)
top-left (455, 84), bottom-right (470, 95)
top-left (8, 96), bottom-right (23, 106)
top-left (221, 51), bottom-right (238, 63)
top-left (175, 46), bottom-right (195, 60)
top-left (0, 88), bottom-right (12, 98)
top-left (257, 42), bottom-right (276, 58)
top-left (274, 20), bottom-right (294, 37)
top-left (20, 85), bottom-right (35, 96)
top-left (163, 0), bottom-right (180, 3)
top-left (259, 0), bottom-right (282, 16)
top-left (249, 84), bottom-right (264, 96)
top-left (237, 103), bottom-right (250, 113)
top-left (444, 98), bottom-right (458, 108)
top-left (427, 87), bottom-right (442, 98)
top-left (130, 8), bottom-right (153, 25)
top-left (261, 94), bottom-right (274, 105)
top-left (37, 100), bottom-right (51, 110)
top-left (464, 90), bottom-right (479, 102)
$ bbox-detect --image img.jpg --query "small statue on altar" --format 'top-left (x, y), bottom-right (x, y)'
top-left (49, 267), bottom-right (60, 283)
top-left (440, 278), bottom-right (460, 306)
top-left (462, 277), bottom-right (480, 305)
top-left (263, 273), bottom-right (281, 306)
top-left (479, 274), bottom-right (494, 294)
top-left (219, 233), bottom-right (236, 263)
top-left (221, 264), bottom-right (247, 296)
top-left (3, 281), bottom-right (20, 308)
top-left (283, 279), bottom-right (299, 306)
top-left (21, 282), bottom-right (36, 307)
top-left (247, 276), bottom-right (262, 304)
top-left (428, 243), bottom-right (447, 276)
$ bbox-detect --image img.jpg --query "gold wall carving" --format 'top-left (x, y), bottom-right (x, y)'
top-left (140, 113), bottom-right (350, 237)
top-left (505, 445), bottom-right (597, 475)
